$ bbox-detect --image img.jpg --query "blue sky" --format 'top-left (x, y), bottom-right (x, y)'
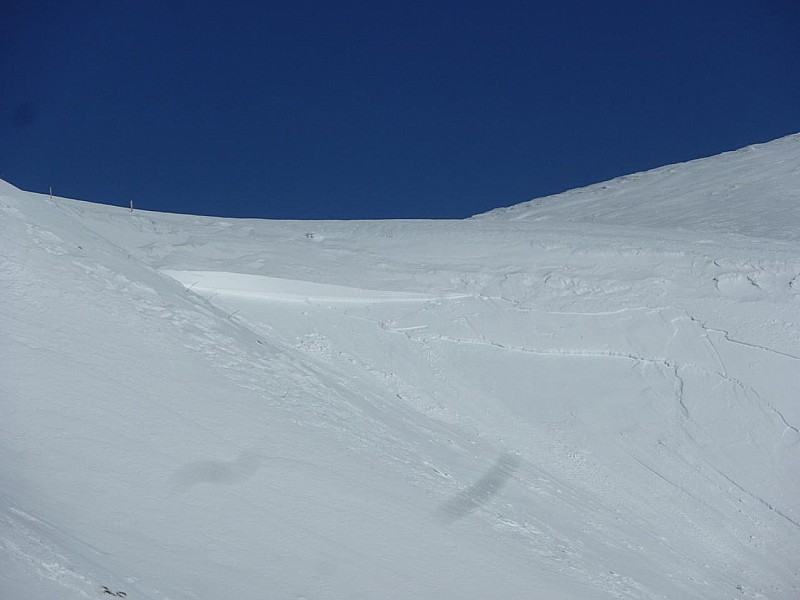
top-left (2, 1), bottom-right (799, 219)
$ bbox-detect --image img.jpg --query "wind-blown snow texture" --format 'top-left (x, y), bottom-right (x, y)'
top-left (2, 134), bottom-right (799, 599)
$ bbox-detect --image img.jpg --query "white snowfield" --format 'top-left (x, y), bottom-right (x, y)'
top-left (1, 134), bottom-right (799, 600)
top-left (160, 270), bottom-right (466, 304)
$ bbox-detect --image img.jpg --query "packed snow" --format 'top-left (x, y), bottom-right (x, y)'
top-left (1, 134), bottom-right (799, 599)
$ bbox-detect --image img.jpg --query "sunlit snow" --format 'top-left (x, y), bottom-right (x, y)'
top-left (2, 135), bottom-right (799, 599)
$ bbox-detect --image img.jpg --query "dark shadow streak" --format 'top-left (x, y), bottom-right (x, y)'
top-left (437, 453), bottom-right (520, 523)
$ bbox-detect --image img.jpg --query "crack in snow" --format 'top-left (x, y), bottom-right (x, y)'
top-left (682, 312), bottom-right (800, 436)
top-left (711, 466), bottom-right (800, 532)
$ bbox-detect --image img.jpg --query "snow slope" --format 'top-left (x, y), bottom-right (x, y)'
top-left (477, 133), bottom-right (800, 242)
top-left (1, 134), bottom-right (799, 599)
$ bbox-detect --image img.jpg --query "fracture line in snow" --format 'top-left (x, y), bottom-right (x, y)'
top-left (628, 456), bottom-right (713, 510)
top-left (710, 466), bottom-right (800, 532)
top-left (478, 295), bottom-right (672, 317)
top-left (671, 363), bottom-right (689, 420)
top-left (684, 311), bottom-right (800, 361)
top-left (410, 333), bottom-right (697, 426)
top-left (682, 312), bottom-right (800, 436)
top-left (722, 335), bottom-right (800, 362)
top-left (408, 331), bottom-right (800, 445)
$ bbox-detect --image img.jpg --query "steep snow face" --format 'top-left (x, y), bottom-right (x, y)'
top-left (477, 133), bottom-right (800, 242)
top-left (1, 135), bottom-right (800, 600)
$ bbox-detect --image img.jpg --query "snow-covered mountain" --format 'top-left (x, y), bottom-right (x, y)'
top-left (2, 135), bottom-right (799, 600)
top-left (477, 133), bottom-right (800, 242)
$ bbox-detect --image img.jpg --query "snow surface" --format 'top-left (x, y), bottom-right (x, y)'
top-left (1, 134), bottom-right (799, 599)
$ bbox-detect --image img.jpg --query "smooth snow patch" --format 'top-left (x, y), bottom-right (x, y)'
top-left (163, 269), bottom-right (465, 303)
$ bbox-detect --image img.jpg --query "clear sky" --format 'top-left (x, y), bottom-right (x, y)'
top-left (2, 1), bottom-right (799, 219)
